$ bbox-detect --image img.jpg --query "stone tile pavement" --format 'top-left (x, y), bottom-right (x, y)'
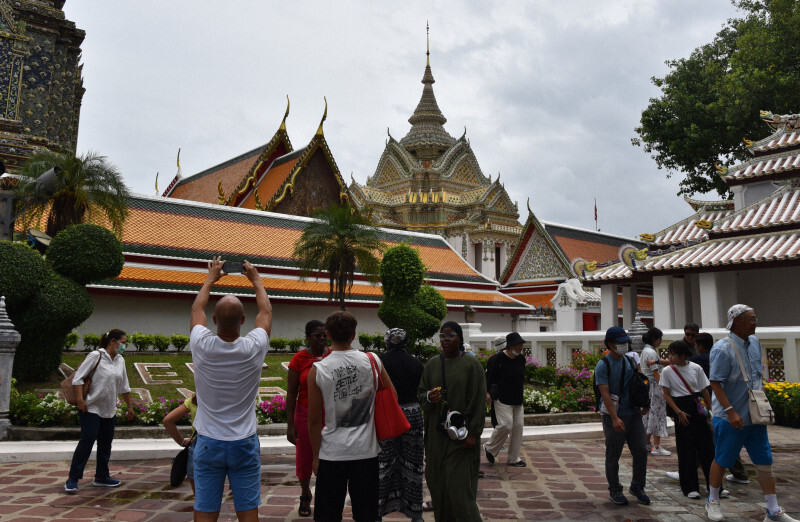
top-left (0, 425), bottom-right (798, 521)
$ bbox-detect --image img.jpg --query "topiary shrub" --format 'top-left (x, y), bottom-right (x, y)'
top-left (46, 224), bottom-right (124, 285)
top-left (357, 333), bottom-right (373, 351)
top-left (152, 334), bottom-right (171, 352)
top-left (171, 334), bottom-right (190, 352)
top-left (83, 333), bottom-right (101, 349)
top-left (64, 332), bottom-right (79, 351)
top-left (0, 241), bottom-right (48, 312)
top-left (287, 338), bottom-right (304, 353)
top-left (129, 332), bottom-right (153, 352)
top-left (378, 244), bottom-right (447, 347)
top-left (269, 337), bottom-right (287, 352)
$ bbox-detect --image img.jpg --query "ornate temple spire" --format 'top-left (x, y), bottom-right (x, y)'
top-left (400, 23), bottom-right (455, 158)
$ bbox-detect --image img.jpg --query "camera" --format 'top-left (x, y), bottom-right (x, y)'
top-left (442, 410), bottom-right (468, 441)
top-left (222, 261), bottom-right (245, 274)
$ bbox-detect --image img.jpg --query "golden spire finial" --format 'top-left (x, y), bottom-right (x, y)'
top-left (176, 148), bottom-right (181, 170)
top-left (155, 172), bottom-right (159, 195)
top-left (426, 21), bottom-right (430, 66)
top-left (279, 95), bottom-right (290, 132)
top-left (315, 96), bottom-right (327, 136)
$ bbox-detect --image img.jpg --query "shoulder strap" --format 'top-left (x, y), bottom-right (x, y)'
top-left (87, 350), bottom-right (103, 379)
top-left (439, 353), bottom-right (447, 394)
top-left (726, 335), bottom-right (751, 387)
top-left (669, 364), bottom-right (694, 393)
top-left (366, 352), bottom-right (381, 390)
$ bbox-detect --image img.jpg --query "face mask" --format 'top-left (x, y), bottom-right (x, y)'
top-left (117, 343), bottom-right (127, 355)
top-left (615, 344), bottom-right (628, 356)
top-left (512, 349), bottom-right (521, 356)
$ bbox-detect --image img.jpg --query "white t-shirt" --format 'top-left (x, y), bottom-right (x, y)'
top-left (73, 348), bottom-right (131, 418)
top-left (314, 350), bottom-right (381, 461)
top-left (659, 362), bottom-right (709, 397)
top-left (640, 345), bottom-right (660, 379)
top-left (625, 351), bottom-right (641, 367)
top-left (190, 324), bottom-right (269, 441)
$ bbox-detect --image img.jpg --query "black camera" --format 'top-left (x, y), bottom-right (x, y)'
top-left (222, 261), bottom-right (245, 274)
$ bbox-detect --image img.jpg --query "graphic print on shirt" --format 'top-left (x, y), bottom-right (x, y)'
top-left (333, 363), bottom-right (371, 427)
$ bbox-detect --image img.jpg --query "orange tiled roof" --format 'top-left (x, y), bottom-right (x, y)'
top-left (169, 148), bottom-right (262, 204)
top-left (552, 235), bottom-right (621, 265)
top-left (240, 155), bottom-right (301, 209)
top-left (616, 294), bottom-right (653, 311)
top-left (508, 292), bottom-right (556, 308)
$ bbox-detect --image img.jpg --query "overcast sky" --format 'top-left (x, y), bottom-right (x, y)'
top-left (62, 1), bottom-right (742, 240)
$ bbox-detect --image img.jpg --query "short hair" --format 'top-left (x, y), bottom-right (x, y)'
top-left (642, 327), bottom-right (663, 346)
top-left (325, 311), bottom-right (357, 344)
top-left (100, 329), bottom-right (126, 348)
top-left (305, 319), bottom-right (325, 337)
top-left (683, 322), bottom-right (699, 333)
top-left (695, 332), bottom-right (714, 351)
top-left (668, 340), bottom-right (693, 357)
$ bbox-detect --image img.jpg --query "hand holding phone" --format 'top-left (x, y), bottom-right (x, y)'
top-left (222, 261), bottom-right (245, 274)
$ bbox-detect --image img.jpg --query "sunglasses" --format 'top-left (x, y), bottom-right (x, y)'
top-left (439, 332), bottom-right (458, 340)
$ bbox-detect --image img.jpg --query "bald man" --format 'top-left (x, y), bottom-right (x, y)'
top-left (189, 256), bottom-right (272, 522)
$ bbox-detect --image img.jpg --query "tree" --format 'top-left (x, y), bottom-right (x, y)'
top-left (16, 150), bottom-right (130, 237)
top-left (633, 0), bottom-right (800, 197)
top-left (292, 204), bottom-right (384, 310)
top-left (377, 244), bottom-right (447, 346)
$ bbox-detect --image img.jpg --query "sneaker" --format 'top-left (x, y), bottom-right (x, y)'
top-left (726, 473), bottom-right (750, 484)
top-left (666, 471), bottom-right (680, 481)
top-left (706, 499), bottom-right (724, 521)
top-left (629, 487), bottom-right (650, 506)
top-left (507, 459), bottom-right (526, 467)
top-left (92, 477), bottom-right (121, 487)
top-left (64, 479), bottom-right (78, 493)
top-left (483, 444), bottom-right (494, 464)
top-left (609, 490), bottom-right (628, 505)
top-left (688, 491), bottom-right (701, 499)
top-left (765, 508), bottom-right (800, 522)
top-left (651, 445), bottom-right (672, 456)
top-left (720, 489), bottom-right (730, 499)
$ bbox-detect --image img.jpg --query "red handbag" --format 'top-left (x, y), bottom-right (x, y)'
top-left (367, 352), bottom-right (410, 441)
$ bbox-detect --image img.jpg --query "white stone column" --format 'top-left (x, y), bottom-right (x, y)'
top-left (653, 276), bottom-right (675, 329)
top-left (0, 297), bottom-right (22, 440)
top-left (622, 285), bottom-right (638, 327)
top-left (672, 277), bottom-right (687, 327)
top-left (600, 284), bottom-right (618, 328)
top-left (698, 272), bottom-right (723, 328)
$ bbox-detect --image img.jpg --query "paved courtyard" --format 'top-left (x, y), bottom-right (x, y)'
top-left (0, 426), bottom-right (798, 521)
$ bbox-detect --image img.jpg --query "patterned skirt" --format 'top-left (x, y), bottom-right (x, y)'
top-left (644, 378), bottom-right (669, 438)
top-left (377, 402), bottom-right (424, 519)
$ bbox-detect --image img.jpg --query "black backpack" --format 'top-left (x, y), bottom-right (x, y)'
top-left (593, 355), bottom-right (651, 410)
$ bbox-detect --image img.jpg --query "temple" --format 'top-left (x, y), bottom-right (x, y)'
top-left (0, 0), bottom-right (84, 172)
top-left (583, 111), bottom-right (800, 357)
top-left (162, 98), bottom-right (351, 217)
top-left (348, 29), bottom-right (522, 281)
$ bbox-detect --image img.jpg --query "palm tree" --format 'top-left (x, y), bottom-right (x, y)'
top-left (293, 204), bottom-right (384, 310)
top-left (16, 150), bottom-right (130, 237)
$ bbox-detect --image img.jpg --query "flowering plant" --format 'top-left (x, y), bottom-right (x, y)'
top-left (764, 381), bottom-right (800, 422)
top-left (257, 395), bottom-right (287, 424)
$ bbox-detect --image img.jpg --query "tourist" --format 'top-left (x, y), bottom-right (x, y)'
top-left (639, 327), bottom-right (670, 457)
top-left (64, 329), bottom-right (134, 493)
top-left (189, 256), bottom-right (272, 522)
top-left (693, 332), bottom-right (750, 486)
top-left (286, 320), bottom-right (331, 518)
top-left (418, 321), bottom-right (486, 522)
top-left (683, 323), bottom-right (699, 356)
top-left (660, 340), bottom-right (714, 499)
top-left (308, 311), bottom-right (394, 522)
top-left (595, 326), bottom-right (650, 506)
top-left (483, 331), bottom-right (526, 467)
top-left (163, 394), bottom-right (198, 495)
top-left (377, 328), bottom-right (424, 522)
top-left (706, 305), bottom-right (798, 522)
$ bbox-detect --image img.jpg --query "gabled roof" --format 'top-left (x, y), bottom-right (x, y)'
top-left (499, 211), bottom-right (574, 285)
top-left (647, 206), bottom-right (735, 249)
top-left (725, 112), bottom-right (800, 185)
top-left (91, 195), bottom-right (531, 313)
top-left (709, 180), bottom-right (800, 238)
top-left (543, 221), bottom-right (644, 265)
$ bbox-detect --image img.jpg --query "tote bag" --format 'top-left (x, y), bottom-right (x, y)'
top-left (366, 352), bottom-right (411, 441)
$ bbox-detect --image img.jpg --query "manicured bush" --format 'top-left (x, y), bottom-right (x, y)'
top-left (269, 337), bottom-right (287, 352)
top-left (171, 334), bottom-right (190, 352)
top-left (379, 244), bottom-right (425, 299)
top-left (0, 241), bottom-right (48, 312)
top-left (531, 365), bottom-right (557, 386)
top-left (407, 342), bottom-right (441, 363)
top-left (287, 338), bottom-right (304, 353)
top-left (64, 332), bottom-right (79, 351)
top-left (152, 334), bottom-right (171, 352)
top-left (83, 333), bottom-right (101, 349)
top-left (129, 332), bottom-right (153, 352)
top-left (46, 224), bottom-right (124, 285)
top-left (358, 333), bottom-right (373, 351)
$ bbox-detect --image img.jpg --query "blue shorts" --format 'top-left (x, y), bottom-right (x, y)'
top-left (713, 417), bottom-right (772, 469)
top-left (193, 434), bottom-right (261, 513)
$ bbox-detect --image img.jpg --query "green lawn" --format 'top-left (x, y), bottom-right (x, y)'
top-left (19, 352), bottom-right (295, 403)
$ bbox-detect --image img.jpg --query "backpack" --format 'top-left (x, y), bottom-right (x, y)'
top-left (593, 355), bottom-right (651, 411)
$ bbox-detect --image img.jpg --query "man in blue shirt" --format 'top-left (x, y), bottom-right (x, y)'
top-left (595, 326), bottom-right (650, 507)
top-left (705, 305), bottom-right (797, 522)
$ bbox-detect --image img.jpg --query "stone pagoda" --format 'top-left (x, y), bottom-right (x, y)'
top-left (349, 27), bottom-right (522, 281)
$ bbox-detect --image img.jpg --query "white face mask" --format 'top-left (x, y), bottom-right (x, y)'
top-left (615, 343), bottom-right (628, 356)
top-left (117, 343), bottom-right (127, 355)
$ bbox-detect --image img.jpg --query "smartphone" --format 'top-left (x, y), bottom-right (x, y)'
top-left (222, 261), bottom-right (244, 274)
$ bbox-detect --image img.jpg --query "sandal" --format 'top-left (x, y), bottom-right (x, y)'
top-left (422, 500), bottom-right (434, 512)
top-left (299, 495), bottom-right (312, 517)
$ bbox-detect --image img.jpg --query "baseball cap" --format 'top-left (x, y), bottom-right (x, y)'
top-left (605, 326), bottom-right (631, 343)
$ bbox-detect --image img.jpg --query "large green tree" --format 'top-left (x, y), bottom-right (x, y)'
top-left (292, 204), bottom-right (384, 310)
top-left (633, 0), bottom-right (800, 197)
top-left (16, 150), bottom-right (130, 237)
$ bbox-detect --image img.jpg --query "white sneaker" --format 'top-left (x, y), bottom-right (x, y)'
top-left (651, 446), bottom-right (672, 456)
top-left (765, 508), bottom-right (800, 522)
top-left (706, 499), bottom-right (724, 521)
top-left (726, 473), bottom-right (750, 484)
top-left (666, 471), bottom-right (680, 481)
top-left (720, 489), bottom-right (730, 498)
top-left (688, 491), bottom-right (701, 499)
